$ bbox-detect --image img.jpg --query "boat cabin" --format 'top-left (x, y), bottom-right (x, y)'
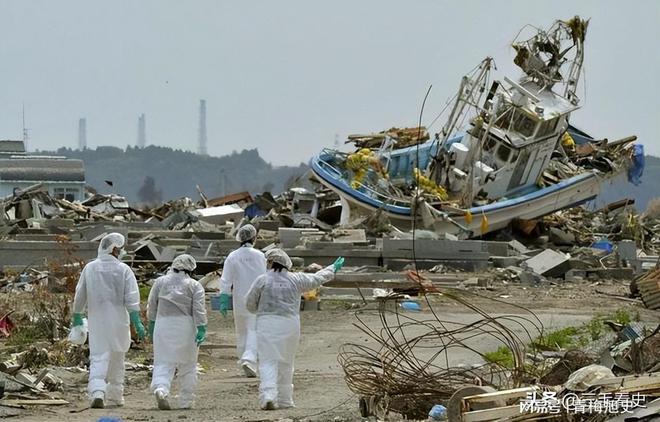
top-left (446, 79), bottom-right (578, 200)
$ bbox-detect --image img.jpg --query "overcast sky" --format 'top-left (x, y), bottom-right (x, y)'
top-left (0, 1), bottom-right (658, 165)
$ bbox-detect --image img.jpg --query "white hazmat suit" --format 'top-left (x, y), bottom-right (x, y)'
top-left (148, 255), bottom-right (207, 409)
top-left (220, 234), bottom-right (266, 374)
top-left (245, 262), bottom-right (334, 409)
top-left (72, 233), bottom-right (140, 405)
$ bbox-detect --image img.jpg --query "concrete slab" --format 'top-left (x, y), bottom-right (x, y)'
top-left (524, 249), bottom-right (570, 277)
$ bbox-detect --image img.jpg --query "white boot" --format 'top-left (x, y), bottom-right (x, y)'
top-left (242, 362), bottom-right (257, 378)
top-left (154, 389), bottom-right (171, 410)
top-left (90, 390), bottom-right (105, 409)
top-left (260, 399), bottom-right (277, 410)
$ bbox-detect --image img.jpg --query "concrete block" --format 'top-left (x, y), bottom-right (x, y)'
top-left (524, 249), bottom-right (570, 277)
top-left (617, 240), bottom-right (636, 259)
top-left (382, 239), bottom-right (489, 261)
top-left (332, 229), bottom-right (366, 243)
top-left (383, 259), bottom-right (488, 272)
top-left (481, 241), bottom-right (511, 257)
top-left (564, 269), bottom-right (586, 282)
top-left (585, 268), bottom-right (634, 280)
top-left (549, 228), bottom-right (576, 246)
top-left (278, 228), bottom-right (322, 248)
top-left (508, 239), bottom-right (531, 255)
top-left (194, 204), bottom-right (244, 225)
top-left (491, 256), bottom-right (524, 268)
top-left (0, 240), bottom-right (98, 268)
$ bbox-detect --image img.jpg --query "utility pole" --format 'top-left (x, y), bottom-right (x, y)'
top-left (78, 118), bottom-right (87, 150)
top-left (198, 99), bottom-right (208, 155)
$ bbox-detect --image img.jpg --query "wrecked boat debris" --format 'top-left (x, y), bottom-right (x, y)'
top-left (311, 17), bottom-right (643, 239)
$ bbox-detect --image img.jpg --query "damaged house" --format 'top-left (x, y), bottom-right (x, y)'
top-left (0, 140), bottom-right (86, 201)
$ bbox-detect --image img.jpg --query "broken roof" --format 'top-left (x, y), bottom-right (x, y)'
top-left (0, 158), bottom-right (85, 182)
top-left (207, 191), bottom-right (253, 207)
top-left (0, 140), bottom-right (26, 155)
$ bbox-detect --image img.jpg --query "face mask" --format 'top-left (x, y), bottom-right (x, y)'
top-left (118, 249), bottom-right (127, 260)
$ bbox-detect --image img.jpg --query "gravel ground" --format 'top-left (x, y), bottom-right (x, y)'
top-left (9, 280), bottom-right (659, 422)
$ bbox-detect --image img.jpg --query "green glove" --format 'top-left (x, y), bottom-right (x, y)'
top-left (129, 310), bottom-right (146, 340)
top-left (332, 256), bottom-right (345, 272)
top-left (72, 313), bottom-right (84, 327)
top-left (148, 320), bottom-right (156, 341)
top-left (219, 293), bottom-right (231, 317)
top-left (196, 325), bottom-right (207, 346)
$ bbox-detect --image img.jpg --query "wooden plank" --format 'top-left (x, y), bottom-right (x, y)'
top-left (591, 373), bottom-right (660, 388)
top-left (333, 273), bottom-right (468, 282)
top-left (0, 399), bottom-right (68, 406)
top-left (462, 405), bottom-right (521, 422)
top-left (463, 386), bottom-right (540, 403)
top-left (199, 343), bottom-right (235, 350)
top-left (327, 272), bottom-right (476, 289)
top-left (326, 279), bottom-right (473, 289)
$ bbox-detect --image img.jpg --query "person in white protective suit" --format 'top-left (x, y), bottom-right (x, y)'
top-left (219, 224), bottom-right (266, 377)
top-left (246, 248), bottom-right (344, 410)
top-left (147, 254), bottom-right (207, 410)
top-left (72, 233), bottom-right (146, 409)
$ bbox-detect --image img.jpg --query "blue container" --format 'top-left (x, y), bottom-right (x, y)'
top-left (400, 301), bottom-right (422, 312)
top-left (591, 239), bottom-right (614, 254)
top-left (428, 404), bottom-right (448, 420)
top-left (210, 294), bottom-right (232, 311)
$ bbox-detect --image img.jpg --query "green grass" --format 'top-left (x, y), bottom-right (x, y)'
top-left (6, 325), bottom-right (43, 347)
top-left (483, 346), bottom-right (514, 368)
top-left (535, 326), bottom-right (579, 350)
top-left (581, 308), bottom-right (636, 342)
top-left (483, 308), bottom-right (640, 367)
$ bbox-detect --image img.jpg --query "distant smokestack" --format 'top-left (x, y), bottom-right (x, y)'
top-left (137, 113), bottom-right (146, 148)
top-left (198, 99), bottom-right (207, 155)
top-left (78, 118), bottom-right (87, 150)
top-left (22, 105), bottom-right (29, 152)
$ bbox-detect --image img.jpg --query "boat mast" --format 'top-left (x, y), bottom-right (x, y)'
top-left (560, 17), bottom-right (588, 105)
top-left (436, 57), bottom-right (494, 155)
top-left (512, 17), bottom-right (589, 105)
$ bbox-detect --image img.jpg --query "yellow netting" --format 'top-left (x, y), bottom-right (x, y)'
top-left (413, 168), bottom-right (448, 201)
top-left (346, 148), bottom-right (386, 189)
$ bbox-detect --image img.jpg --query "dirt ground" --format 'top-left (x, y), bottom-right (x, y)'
top-left (8, 280), bottom-right (660, 422)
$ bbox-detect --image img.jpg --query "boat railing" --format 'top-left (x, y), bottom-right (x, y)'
top-left (315, 149), bottom-right (412, 209)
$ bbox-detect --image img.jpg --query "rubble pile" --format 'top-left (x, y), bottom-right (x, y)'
top-left (2, 180), bottom-right (659, 307)
top-left (340, 277), bottom-right (660, 421)
top-left (0, 175), bottom-right (658, 419)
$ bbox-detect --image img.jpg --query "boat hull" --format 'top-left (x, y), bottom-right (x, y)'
top-left (311, 155), bottom-right (601, 236)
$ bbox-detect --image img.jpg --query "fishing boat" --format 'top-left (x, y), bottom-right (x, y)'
top-left (310, 17), bottom-right (643, 237)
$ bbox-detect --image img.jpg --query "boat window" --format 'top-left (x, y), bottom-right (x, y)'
top-left (483, 136), bottom-right (497, 152)
top-left (510, 149), bottom-right (520, 163)
top-left (536, 117), bottom-right (559, 138)
top-left (493, 107), bottom-right (513, 131)
top-left (512, 109), bottom-right (537, 137)
top-left (496, 143), bottom-right (512, 162)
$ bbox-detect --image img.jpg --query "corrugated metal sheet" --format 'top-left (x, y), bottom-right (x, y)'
top-left (0, 158), bottom-right (85, 182)
top-left (636, 269), bottom-right (660, 310)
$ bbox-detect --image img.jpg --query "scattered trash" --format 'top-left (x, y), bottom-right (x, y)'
top-left (399, 301), bottom-right (421, 312)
